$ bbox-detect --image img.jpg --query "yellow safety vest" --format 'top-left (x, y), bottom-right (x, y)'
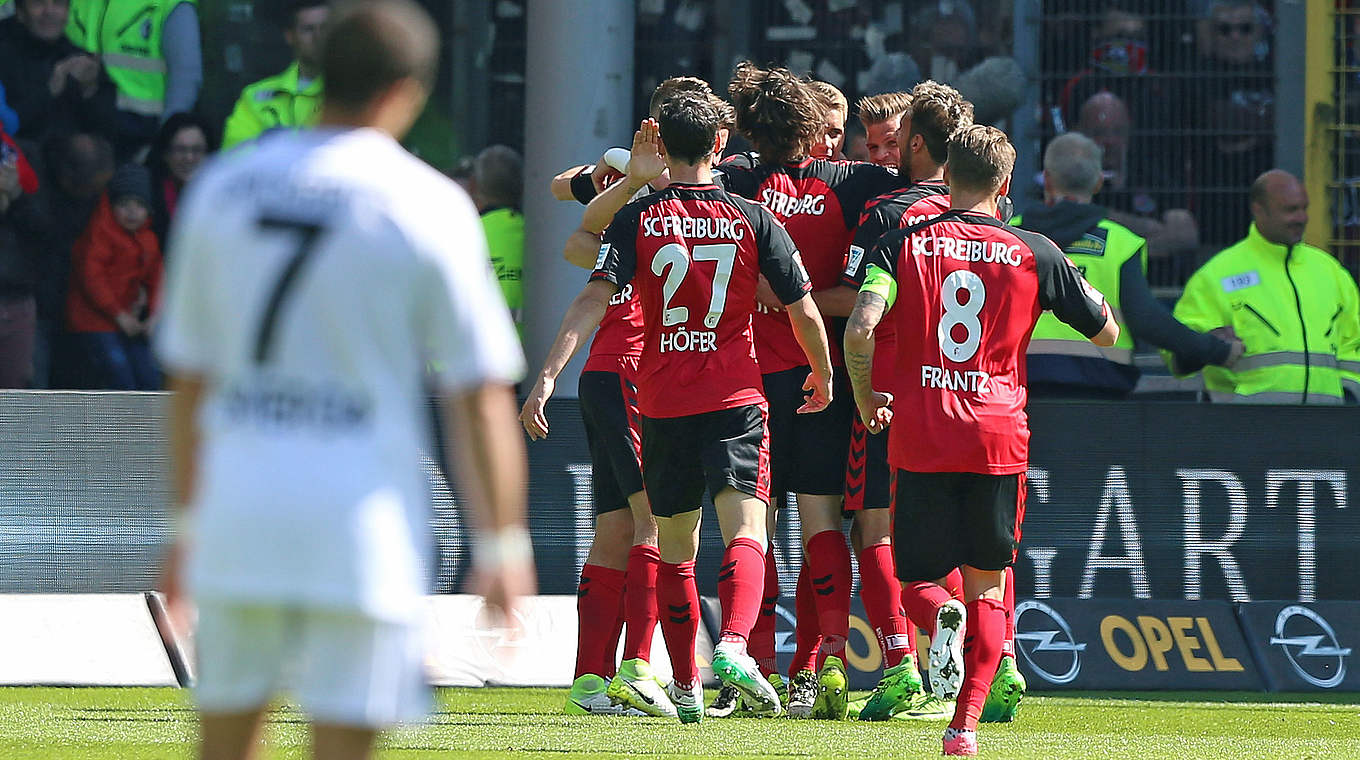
top-left (481, 207), bottom-right (524, 331)
top-left (220, 62), bottom-right (324, 150)
top-left (1015, 213), bottom-right (1144, 366)
top-left (67, 0), bottom-right (193, 118)
top-left (1169, 224), bottom-right (1360, 404)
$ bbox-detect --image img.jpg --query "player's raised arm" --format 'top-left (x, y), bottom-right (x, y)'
top-left (562, 119), bottom-right (666, 269)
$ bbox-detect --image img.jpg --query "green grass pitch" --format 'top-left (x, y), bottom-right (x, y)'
top-left (1, 687), bottom-right (1357, 759)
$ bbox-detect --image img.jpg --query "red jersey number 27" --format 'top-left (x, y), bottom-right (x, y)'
top-left (939, 270), bottom-right (985, 362)
top-left (652, 242), bottom-right (736, 328)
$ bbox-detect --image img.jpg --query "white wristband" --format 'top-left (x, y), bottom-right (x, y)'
top-left (474, 526), bottom-right (533, 569)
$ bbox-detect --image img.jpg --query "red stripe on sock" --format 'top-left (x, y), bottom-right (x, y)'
top-left (857, 543), bottom-right (913, 668)
top-left (790, 561), bottom-right (821, 678)
top-left (806, 529), bottom-right (851, 666)
top-left (952, 597), bottom-right (1006, 732)
top-left (748, 546), bottom-right (781, 676)
top-left (718, 536), bottom-right (766, 643)
top-left (622, 544), bottom-right (660, 663)
top-left (575, 563), bottom-right (626, 679)
top-left (657, 561), bottom-right (701, 688)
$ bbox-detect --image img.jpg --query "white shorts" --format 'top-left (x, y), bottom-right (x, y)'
top-left (194, 600), bottom-right (431, 728)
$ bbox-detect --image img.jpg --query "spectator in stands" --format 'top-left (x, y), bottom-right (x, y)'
top-left (0, 0), bottom-right (118, 155)
top-left (32, 131), bottom-right (113, 388)
top-left (1171, 170), bottom-right (1360, 404)
top-left (1190, 1), bottom-right (1275, 248)
top-left (471, 145), bottom-right (524, 337)
top-left (1075, 91), bottom-right (1199, 280)
top-left (65, 0), bottom-right (202, 159)
top-left (147, 112), bottom-right (214, 245)
top-left (0, 129), bottom-right (43, 387)
top-left (65, 161), bottom-right (161, 390)
top-left (0, 82), bottom-right (19, 135)
top-left (907, 0), bottom-right (979, 84)
top-left (220, 1), bottom-right (329, 149)
top-left (808, 80), bottom-right (848, 160)
top-left (1016, 132), bottom-right (1240, 399)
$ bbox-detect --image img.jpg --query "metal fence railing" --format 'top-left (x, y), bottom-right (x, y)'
top-left (1332, 3), bottom-right (1360, 281)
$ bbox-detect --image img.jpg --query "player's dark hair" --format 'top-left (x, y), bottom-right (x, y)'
top-left (908, 81), bottom-right (974, 165)
top-left (728, 61), bottom-right (821, 165)
top-left (658, 93), bottom-right (719, 165)
top-left (649, 76), bottom-right (713, 118)
top-left (321, 0), bottom-right (438, 112)
top-left (947, 125), bottom-right (1015, 193)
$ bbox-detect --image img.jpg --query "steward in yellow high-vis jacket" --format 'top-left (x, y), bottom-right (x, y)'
top-left (1017, 133), bottom-right (1240, 398)
top-left (1171, 170), bottom-right (1360, 404)
top-left (220, 2), bottom-right (327, 149)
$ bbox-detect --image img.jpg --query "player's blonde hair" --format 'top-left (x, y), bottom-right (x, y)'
top-left (808, 81), bottom-right (848, 117)
top-left (856, 91), bottom-right (913, 128)
top-left (947, 125), bottom-right (1015, 193)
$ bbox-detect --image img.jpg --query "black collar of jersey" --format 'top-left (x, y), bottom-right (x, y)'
top-left (666, 181), bottom-right (721, 191)
top-left (899, 208), bottom-right (1005, 237)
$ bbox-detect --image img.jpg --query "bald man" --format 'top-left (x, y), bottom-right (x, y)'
top-left (1170, 170), bottom-right (1360, 403)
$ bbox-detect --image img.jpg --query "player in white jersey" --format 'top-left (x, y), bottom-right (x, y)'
top-left (154, 3), bottom-right (533, 759)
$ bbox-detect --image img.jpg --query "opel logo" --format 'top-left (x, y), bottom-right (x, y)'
top-left (1014, 600), bottom-right (1086, 685)
top-left (1270, 605), bottom-right (1351, 689)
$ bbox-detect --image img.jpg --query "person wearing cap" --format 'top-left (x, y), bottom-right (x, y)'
top-left (65, 161), bottom-right (161, 389)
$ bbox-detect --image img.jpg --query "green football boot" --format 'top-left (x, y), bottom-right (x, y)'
top-left (858, 655), bottom-right (926, 721)
top-left (606, 658), bottom-right (677, 718)
top-left (811, 655), bottom-right (849, 720)
top-left (711, 646), bottom-right (783, 715)
top-left (981, 655), bottom-right (1026, 723)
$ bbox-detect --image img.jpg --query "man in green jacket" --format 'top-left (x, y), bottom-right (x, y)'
top-left (472, 144), bottom-right (524, 338)
top-left (1170, 170), bottom-right (1360, 403)
top-left (1017, 133), bottom-right (1241, 398)
top-left (220, 1), bottom-right (327, 149)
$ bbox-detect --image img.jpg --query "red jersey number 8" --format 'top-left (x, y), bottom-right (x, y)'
top-left (939, 270), bottom-right (986, 362)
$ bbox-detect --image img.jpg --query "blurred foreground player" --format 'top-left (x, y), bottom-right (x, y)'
top-left (845, 125), bottom-right (1117, 755)
top-left (526, 98), bottom-right (833, 722)
top-left (155, 3), bottom-right (533, 759)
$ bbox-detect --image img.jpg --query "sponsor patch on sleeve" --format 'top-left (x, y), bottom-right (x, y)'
top-left (845, 245), bottom-right (864, 277)
top-left (1221, 270), bottom-right (1261, 293)
top-left (594, 243), bottom-right (611, 270)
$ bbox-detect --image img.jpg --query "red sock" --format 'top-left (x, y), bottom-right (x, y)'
top-left (622, 544), bottom-right (660, 663)
top-left (900, 580), bottom-right (953, 633)
top-left (857, 543), bottom-right (913, 668)
top-left (806, 530), bottom-right (852, 667)
top-left (951, 597), bottom-right (1006, 732)
top-left (717, 537), bottom-right (766, 644)
top-left (748, 547), bottom-right (781, 676)
top-left (1001, 566), bottom-right (1016, 659)
top-left (657, 561), bottom-right (701, 688)
top-left (605, 591), bottom-right (625, 678)
top-left (790, 561), bottom-right (821, 678)
top-left (944, 568), bottom-right (965, 600)
top-left (575, 564), bottom-right (626, 679)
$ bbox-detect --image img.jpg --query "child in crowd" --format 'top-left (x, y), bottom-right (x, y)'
top-left (65, 163), bottom-right (162, 390)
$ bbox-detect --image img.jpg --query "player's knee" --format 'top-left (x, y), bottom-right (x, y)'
top-left (587, 510), bottom-right (634, 567)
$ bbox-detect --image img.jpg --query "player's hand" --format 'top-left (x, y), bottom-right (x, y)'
top-left (627, 119), bottom-right (666, 185)
top-left (797, 370), bottom-right (832, 414)
top-left (858, 391), bottom-right (894, 433)
top-left (471, 528), bottom-right (537, 628)
top-left (755, 275), bottom-right (784, 312)
top-left (1210, 326), bottom-right (1245, 368)
top-left (519, 376), bottom-right (555, 440)
top-left (590, 162), bottom-right (624, 194)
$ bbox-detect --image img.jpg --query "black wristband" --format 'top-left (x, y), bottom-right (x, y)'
top-left (570, 166), bottom-right (598, 205)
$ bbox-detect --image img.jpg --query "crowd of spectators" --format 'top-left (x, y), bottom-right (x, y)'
top-left (0, 0), bottom-right (320, 390)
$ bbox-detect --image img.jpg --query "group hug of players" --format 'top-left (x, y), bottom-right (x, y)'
top-left (520, 64), bottom-right (1117, 756)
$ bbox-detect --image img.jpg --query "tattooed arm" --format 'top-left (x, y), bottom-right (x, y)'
top-left (844, 290), bottom-right (893, 432)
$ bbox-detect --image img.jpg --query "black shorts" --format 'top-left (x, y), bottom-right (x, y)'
top-left (578, 367), bottom-right (644, 514)
top-left (892, 469), bottom-right (1027, 582)
top-left (640, 403), bottom-right (770, 518)
top-left (763, 366), bottom-right (853, 500)
top-left (844, 416), bottom-right (891, 511)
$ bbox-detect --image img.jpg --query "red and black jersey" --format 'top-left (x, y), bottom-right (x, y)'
top-left (861, 210), bottom-right (1108, 475)
top-left (591, 182), bottom-right (812, 419)
top-left (720, 158), bottom-right (903, 373)
top-left (584, 284), bottom-right (644, 371)
top-left (841, 180), bottom-right (951, 385)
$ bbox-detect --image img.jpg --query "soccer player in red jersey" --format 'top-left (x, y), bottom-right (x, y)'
top-left (856, 91), bottom-right (913, 169)
top-left (845, 125), bottom-right (1118, 755)
top-left (823, 81), bottom-right (974, 721)
top-left (720, 62), bottom-right (903, 720)
top-left (526, 98), bottom-right (834, 723)
top-left (808, 81), bottom-right (848, 161)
